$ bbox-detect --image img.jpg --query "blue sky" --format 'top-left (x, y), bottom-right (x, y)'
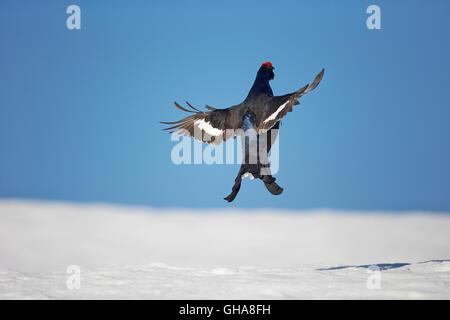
top-left (1, 0), bottom-right (450, 211)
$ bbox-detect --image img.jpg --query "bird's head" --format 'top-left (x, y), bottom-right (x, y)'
top-left (259, 62), bottom-right (275, 81)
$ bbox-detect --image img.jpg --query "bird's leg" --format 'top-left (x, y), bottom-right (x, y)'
top-left (224, 170), bottom-right (243, 202)
top-left (257, 131), bottom-right (284, 195)
top-left (224, 113), bottom-right (284, 202)
top-left (224, 112), bottom-right (256, 202)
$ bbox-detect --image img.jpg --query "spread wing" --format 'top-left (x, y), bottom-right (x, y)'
top-left (161, 102), bottom-right (246, 145)
top-left (257, 68), bottom-right (324, 132)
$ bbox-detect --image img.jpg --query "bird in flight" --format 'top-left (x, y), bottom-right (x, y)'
top-left (161, 62), bottom-right (324, 202)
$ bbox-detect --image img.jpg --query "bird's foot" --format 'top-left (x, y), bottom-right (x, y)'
top-left (262, 175), bottom-right (284, 195)
top-left (224, 179), bottom-right (242, 202)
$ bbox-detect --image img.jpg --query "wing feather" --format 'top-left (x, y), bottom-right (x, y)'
top-left (258, 68), bottom-right (324, 131)
top-left (161, 101), bottom-right (245, 145)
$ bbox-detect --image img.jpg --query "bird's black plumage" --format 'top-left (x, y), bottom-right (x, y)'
top-left (161, 62), bottom-right (324, 202)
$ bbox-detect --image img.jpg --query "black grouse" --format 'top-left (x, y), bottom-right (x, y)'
top-left (162, 62), bottom-right (324, 202)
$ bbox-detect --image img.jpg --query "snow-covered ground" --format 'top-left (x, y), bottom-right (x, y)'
top-left (0, 200), bottom-right (449, 299)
